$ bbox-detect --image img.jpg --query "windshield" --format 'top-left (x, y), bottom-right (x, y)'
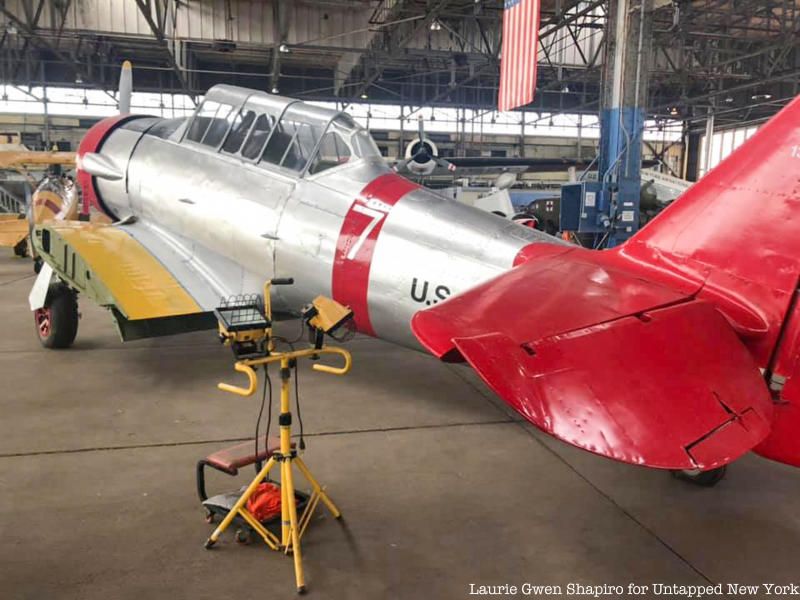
top-left (306, 114), bottom-right (380, 175)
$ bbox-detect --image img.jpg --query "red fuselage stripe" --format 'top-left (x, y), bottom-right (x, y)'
top-left (332, 173), bottom-right (420, 336)
top-left (34, 198), bottom-right (62, 215)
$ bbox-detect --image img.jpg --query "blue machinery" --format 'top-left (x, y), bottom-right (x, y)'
top-left (559, 0), bottom-right (650, 248)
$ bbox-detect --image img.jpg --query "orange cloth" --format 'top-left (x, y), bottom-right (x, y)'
top-left (246, 483), bottom-right (282, 521)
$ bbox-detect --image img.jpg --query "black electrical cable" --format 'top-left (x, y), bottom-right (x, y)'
top-left (272, 317), bottom-right (306, 347)
top-left (253, 364), bottom-right (273, 474)
top-left (264, 366), bottom-right (273, 456)
top-left (294, 358), bottom-right (306, 450)
top-left (253, 364), bottom-right (267, 472)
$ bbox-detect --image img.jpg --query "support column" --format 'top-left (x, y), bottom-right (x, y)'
top-left (683, 129), bottom-right (701, 182)
top-left (599, 0), bottom-right (653, 246)
top-left (702, 109), bottom-right (715, 178)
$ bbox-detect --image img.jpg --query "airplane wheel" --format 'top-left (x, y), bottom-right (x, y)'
top-left (35, 282), bottom-right (78, 349)
top-left (13, 238), bottom-right (28, 257)
top-left (671, 466), bottom-right (727, 487)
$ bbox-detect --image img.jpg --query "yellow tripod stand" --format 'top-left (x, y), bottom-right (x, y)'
top-left (205, 345), bottom-right (351, 594)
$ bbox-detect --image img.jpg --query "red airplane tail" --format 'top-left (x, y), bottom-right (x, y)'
top-left (412, 94), bottom-right (800, 470)
top-left (615, 94), bottom-right (800, 466)
top-left (620, 95), bottom-right (800, 362)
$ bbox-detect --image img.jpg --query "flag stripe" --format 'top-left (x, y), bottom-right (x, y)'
top-left (498, 0), bottom-right (540, 112)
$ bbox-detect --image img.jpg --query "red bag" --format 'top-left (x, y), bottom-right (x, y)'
top-left (246, 482), bottom-right (282, 521)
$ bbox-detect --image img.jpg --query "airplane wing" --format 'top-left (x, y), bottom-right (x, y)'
top-left (411, 246), bottom-right (773, 470)
top-left (0, 151), bottom-right (75, 168)
top-left (0, 215), bottom-right (28, 248)
top-left (32, 220), bottom-right (224, 340)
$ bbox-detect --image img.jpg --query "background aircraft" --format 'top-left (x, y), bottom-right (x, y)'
top-left (393, 114), bottom-right (602, 178)
top-left (24, 84), bottom-right (800, 482)
top-left (0, 61), bottom-right (133, 257)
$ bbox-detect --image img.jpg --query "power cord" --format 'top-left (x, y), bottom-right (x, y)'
top-left (254, 364), bottom-right (273, 474)
top-left (293, 358), bottom-right (306, 450)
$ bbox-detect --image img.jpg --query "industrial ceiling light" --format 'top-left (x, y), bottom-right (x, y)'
top-left (360, 93), bottom-right (368, 99)
top-left (430, 19), bottom-right (442, 31)
top-left (751, 93), bottom-right (772, 101)
top-left (561, 84), bottom-right (570, 94)
top-left (279, 43), bottom-right (290, 53)
top-left (669, 106), bottom-right (679, 116)
top-left (724, 96), bottom-right (734, 103)
top-left (271, 86), bottom-right (279, 94)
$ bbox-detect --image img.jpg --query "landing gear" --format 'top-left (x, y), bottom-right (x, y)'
top-left (35, 282), bottom-right (78, 349)
top-left (13, 238), bottom-right (28, 258)
top-left (672, 466), bottom-right (727, 487)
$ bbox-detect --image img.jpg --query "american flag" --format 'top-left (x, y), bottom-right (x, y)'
top-left (498, 0), bottom-right (541, 112)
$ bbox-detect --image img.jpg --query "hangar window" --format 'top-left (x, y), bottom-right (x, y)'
top-left (186, 100), bottom-right (234, 145)
top-left (308, 131), bottom-right (351, 175)
top-left (241, 113), bottom-right (276, 160)
top-left (222, 108), bottom-right (256, 154)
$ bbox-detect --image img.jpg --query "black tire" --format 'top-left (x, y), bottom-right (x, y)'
top-left (234, 529), bottom-right (251, 545)
top-left (13, 237), bottom-right (28, 257)
top-left (671, 466), bottom-right (727, 487)
top-left (35, 282), bottom-right (78, 349)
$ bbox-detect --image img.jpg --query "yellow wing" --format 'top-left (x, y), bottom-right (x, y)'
top-left (33, 220), bottom-right (220, 340)
top-left (0, 216), bottom-right (28, 248)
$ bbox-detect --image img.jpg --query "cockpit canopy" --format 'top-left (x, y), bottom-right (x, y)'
top-left (182, 84), bottom-right (380, 177)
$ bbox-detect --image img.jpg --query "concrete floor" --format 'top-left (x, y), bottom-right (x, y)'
top-left (1, 254), bottom-right (800, 600)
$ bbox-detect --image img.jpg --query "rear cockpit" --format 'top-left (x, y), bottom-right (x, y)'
top-left (171, 84), bottom-right (381, 178)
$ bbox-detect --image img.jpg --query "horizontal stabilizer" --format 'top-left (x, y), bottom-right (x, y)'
top-left (412, 251), bottom-right (773, 469)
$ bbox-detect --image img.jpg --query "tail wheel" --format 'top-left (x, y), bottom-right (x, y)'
top-left (671, 466), bottom-right (727, 487)
top-left (35, 283), bottom-right (78, 349)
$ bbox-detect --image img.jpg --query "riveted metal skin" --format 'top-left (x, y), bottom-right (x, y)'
top-left (414, 94), bottom-right (800, 469)
top-left (75, 83), bottom-right (800, 471)
top-left (85, 85), bottom-right (553, 345)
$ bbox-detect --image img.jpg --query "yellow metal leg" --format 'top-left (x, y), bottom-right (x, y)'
top-left (294, 456), bottom-right (341, 519)
top-left (205, 456), bottom-right (277, 548)
top-left (283, 457), bottom-right (306, 593)
top-left (281, 460), bottom-right (290, 548)
top-left (238, 506), bottom-right (280, 550)
top-left (210, 344), bottom-right (353, 594)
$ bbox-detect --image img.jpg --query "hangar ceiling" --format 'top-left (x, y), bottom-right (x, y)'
top-left (0, 0), bottom-right (797, 129)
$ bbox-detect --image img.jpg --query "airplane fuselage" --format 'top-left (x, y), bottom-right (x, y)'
top-left (81, 87), bottom-right (557, 349)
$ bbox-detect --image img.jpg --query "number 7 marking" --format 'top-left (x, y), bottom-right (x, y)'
top-left (346, 204), bottom-right (386, 260)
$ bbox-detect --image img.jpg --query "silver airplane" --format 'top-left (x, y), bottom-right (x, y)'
top-left (26, 84), bottom-right (800, 480)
